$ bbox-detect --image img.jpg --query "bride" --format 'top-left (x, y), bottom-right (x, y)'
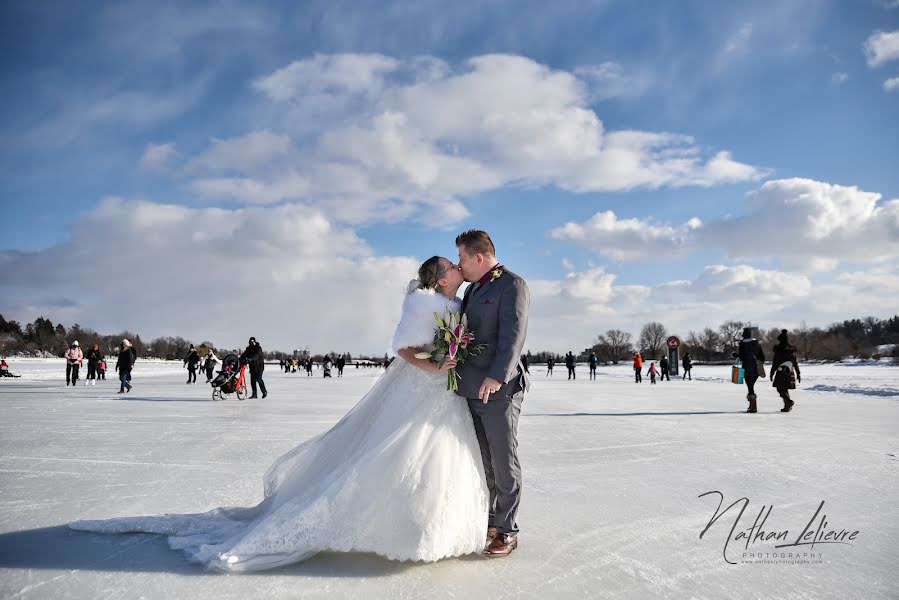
top-left (70, 256), bottom-right (489, 571)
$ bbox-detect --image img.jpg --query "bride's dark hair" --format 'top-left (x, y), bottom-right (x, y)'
top-left (417, 256), bottom-right (446, 291)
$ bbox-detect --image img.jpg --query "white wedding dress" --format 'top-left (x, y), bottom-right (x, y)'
top-left (70, 289), bottom-right (488, 571)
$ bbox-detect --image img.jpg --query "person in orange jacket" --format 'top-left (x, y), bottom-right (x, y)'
top-left (633, 352), bottom-right (643, 383)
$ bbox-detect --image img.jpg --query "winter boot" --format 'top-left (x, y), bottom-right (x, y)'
top-left (781, 399), bottom-right (794, 412)
top-left (746, 394), bottom-right (757, 413)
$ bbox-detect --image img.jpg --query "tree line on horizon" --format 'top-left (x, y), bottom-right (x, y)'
top-left (0, 315), bottom-right (384, 364)
top-left (525, 316), bottom-right (899, 364)
top-left (2, 313), bottom-right (898, 365)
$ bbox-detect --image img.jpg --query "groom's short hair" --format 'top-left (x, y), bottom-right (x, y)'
top-left (455, 230), bottom-right (496, 257)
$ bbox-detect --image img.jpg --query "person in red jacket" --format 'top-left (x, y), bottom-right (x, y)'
top-left (633, 352), bottom-right (643, 383)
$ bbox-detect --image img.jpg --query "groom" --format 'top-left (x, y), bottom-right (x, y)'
top-left (455, 229), bottom-right (530, 557)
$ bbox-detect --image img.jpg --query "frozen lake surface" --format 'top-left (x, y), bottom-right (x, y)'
top-left (1, 359), bottom-right (897, 599)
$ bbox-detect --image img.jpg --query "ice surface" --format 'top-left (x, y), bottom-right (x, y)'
top-left (1, 359), bottom-right (897, 599)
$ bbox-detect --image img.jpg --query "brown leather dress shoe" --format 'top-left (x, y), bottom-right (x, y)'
top-left (486, 527), bottom-right (498, 545)
top-left (484, 533), bottom-right (518, 557)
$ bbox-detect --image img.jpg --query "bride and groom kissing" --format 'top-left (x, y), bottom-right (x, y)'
top-left (71, 229), bottom-right (531, 570)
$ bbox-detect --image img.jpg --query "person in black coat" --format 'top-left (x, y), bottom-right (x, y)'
top-left (115, 339), bottom-right (137, 393)
top-left (546, 356), bottom-right (555, 376)
top-left (588, 352), bottom-right (598, 380)
top-left (240, 337), bottom-right (267, 398)
top-left (184, 346), bottom-right (200, 384)
top-left (659, 356), bottom-right (670, 381)
top-left (336, 355), bottom-right (346, 377)
top-left (565, 351), bottom-right (576, 380)
top-left (770, 329), bottom-right (801, 413)
top-left (682, 352), bottom-right (692, 380)
top-left (734, 327), bottom-right (765, 413)
top-left (85, 343), bottom-right (102, 385)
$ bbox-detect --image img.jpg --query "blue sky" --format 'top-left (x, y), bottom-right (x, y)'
top-left (1, 0), bottom-right (898, 353)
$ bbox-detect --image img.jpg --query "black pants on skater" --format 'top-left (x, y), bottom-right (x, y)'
top-left (205, 364), bottom-right (214, 382)
top-left (250, 371), bottom-right (267, 397)
top-left (87, 361), bottom-right (98, 381)
top-left (66, 363), bottom-right (80, 385)
top-left (567, 366), bottom-right (575, 380)
top-left (589, 365), bottom-right (597, 380)
top-left (683, 368), bottom-right (691, 380)
top-left (187, 367), bottom-right (196, 383)
top-left (660, 368), bottom-right (670, 381)
top-left (744, 375), bottom-right (759, 396)
top-left (635, 367), bottom-right (642, 383)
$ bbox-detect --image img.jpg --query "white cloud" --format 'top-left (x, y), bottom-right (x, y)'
top-left (549, 211), bottom-right (702, 261)
top-left (180, 54), bottom-right (764, 225)
top-left (548, 178), bottom-right (899, 272)
top-left (884, 76), bottom-right (899, 91)
top-left (252, 53), bottom-right (399, 103)
top-left (864, 30), bottom-right (899, 67)
top-left (831, 72), bottom-right (849, 85)
top-left (700, 178), bottom-right (899, 270)
top-left (140, 142), bottom-right (178, 170)
top-left (562, 258), bottom-right (574, 270)
top-left (0, 198), bottom-right (420, 354)
top-left (573, 61), bottom-right (653, 100)
top-left (724, 22), bottom-right (754, 55)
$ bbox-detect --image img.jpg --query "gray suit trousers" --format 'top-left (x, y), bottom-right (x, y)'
top-left (467, 394), bottom-right (522, 535)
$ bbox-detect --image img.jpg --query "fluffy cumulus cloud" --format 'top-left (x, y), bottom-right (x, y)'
top-left (884, 76), bottom-right (899, 91)
top-left (549, 212), bottom-right (702, 261)
top-left (700, 178), bottom-right (899, 270)
top-left (0, 198), bottom-right (419, 354)
top-left (864, 30), bottom-right (899, 67)
top-left (550, 178), bottom-right (899, 271)
top-left (171, 53), bottom-right (765, 224)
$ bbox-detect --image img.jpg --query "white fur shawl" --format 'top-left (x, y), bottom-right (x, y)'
top-left (391, 288), bottom-right (460, 354)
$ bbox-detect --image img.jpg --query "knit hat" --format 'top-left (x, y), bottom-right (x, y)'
top-left (777, 329), bottom-right (789, 343)
top-left (742, 327), bottom-right (753, 339)
top-left (72, 340), bottom-right (79, 346)
top-left (122, 339), bottom-right (132, 347)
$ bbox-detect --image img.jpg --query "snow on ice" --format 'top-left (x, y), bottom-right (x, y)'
top-left (0, 359), bottom-right (897, 599)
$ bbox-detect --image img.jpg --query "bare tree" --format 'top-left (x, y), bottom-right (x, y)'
top-left (596, 329), bottom-right (632, 364)
top-left (638, 322), bottom-right (667, 359)
top-left (718, 320), bottom-right (744, 354)
top-left (699, 327), bottom-right (720, 361)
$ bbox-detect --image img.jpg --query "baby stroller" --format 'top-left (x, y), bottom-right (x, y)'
top-left (210, 354), bottom-right (248, 401)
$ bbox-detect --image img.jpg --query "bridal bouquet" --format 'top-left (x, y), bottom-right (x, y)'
top-left (415, 308), bottom-right (486, 391)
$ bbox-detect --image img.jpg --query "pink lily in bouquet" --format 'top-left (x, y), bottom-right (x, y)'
top-left (415, 308), bottom-right (486, 391)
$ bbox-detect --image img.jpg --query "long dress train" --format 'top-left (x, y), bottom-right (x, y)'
top-left (70, 289), bottom-right (488, 571)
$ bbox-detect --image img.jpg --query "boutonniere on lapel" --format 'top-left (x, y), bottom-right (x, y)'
top-left (489, 267), bottom-right (504, 283)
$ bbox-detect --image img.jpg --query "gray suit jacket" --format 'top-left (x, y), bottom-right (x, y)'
top-left (455, 267), bottom-right (530, 400)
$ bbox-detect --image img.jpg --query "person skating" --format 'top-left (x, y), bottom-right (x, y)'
top-left (336, 355), bottom-right (346, 377)
top-left (204, 349), bottom-right (220, 383)
top-left (770, 329), bottom-right (801, 413)
top-left (647, 361), bottom-right (659, 384)
top-left (565, 351), bottom-right (576, 380)
top-left (84, 343), bottom-right (102, 385)
top-left (588, 352), bottom-right (598, 380)
top-left (546, 356), bottom-right (554, 376)
top-left (633, 352), bottom-right (643, 383)
top-left (184, 345), bottom-right (200, 384)
top-left (305, 357), bottom-right (313, 376)
top-left (659, 356), bottom-right (670, 381)
top-left (98, 358), bottom-right (107, 380)
top-left (116, 339), bottom-right (137, 393)
top-left (240, 337), bottom-right (267, 398)
top-left (65, 341), bottom-right (83, 386)
top-left (735, 327), bottom-right (765, 413)
top-left (520, 354), bottom-right (530, 375)
top-left (322, 355), bottom-right (333, 378)
top-left (682, 352), bottom-right (692, 380)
